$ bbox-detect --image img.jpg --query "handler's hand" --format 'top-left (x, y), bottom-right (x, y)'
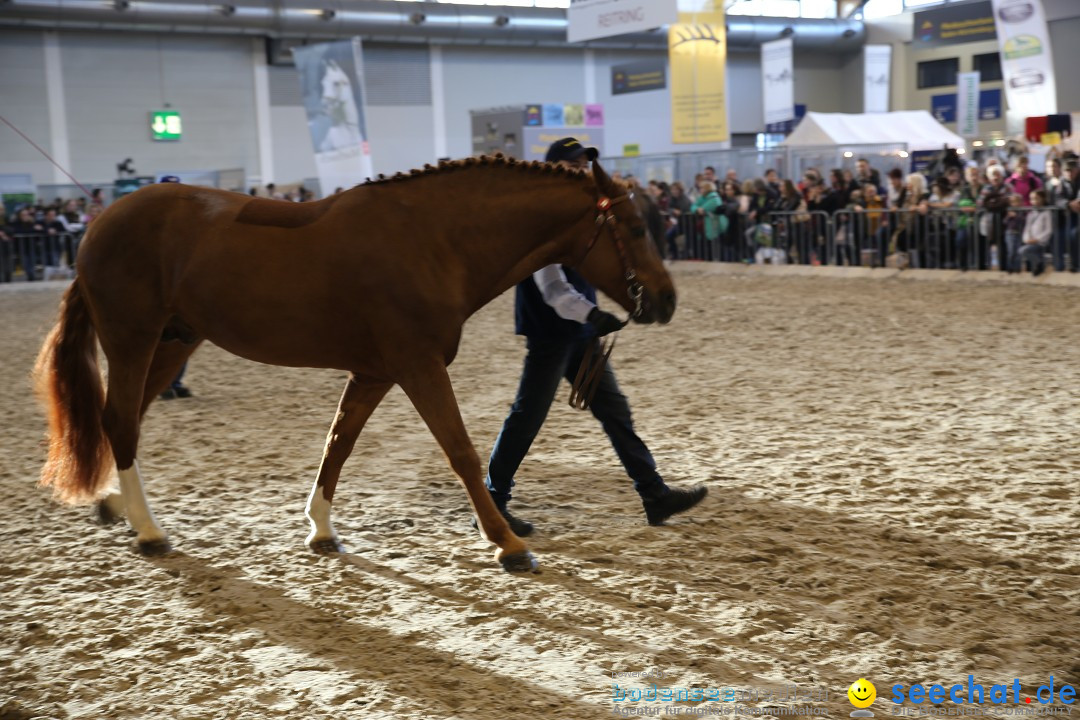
top-left (587, 307), bottom-right (624, 337)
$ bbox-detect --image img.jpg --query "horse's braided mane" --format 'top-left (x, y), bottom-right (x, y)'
top-left (359, 153), bottom-right (592, 188)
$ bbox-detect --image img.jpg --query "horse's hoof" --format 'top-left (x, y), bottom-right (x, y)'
top-left (94, 501), bottom-right (123, 526)
top-left (309, 538), bottom-right (346, 555)
top-left (138, 539), bottom-right (173, 556)
top-left (500, 550), bottom-right (540, 574)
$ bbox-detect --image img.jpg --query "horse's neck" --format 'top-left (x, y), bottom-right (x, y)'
top-left (439, 172), bottom-right (597, 313)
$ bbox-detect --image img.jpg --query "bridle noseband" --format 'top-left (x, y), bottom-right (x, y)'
top-left (582, 193), bottom-right (646, 322)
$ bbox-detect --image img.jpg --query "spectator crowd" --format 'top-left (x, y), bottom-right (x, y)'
top-left (5, 158), bottom-right (1080, 282)
top-left (0, 183), bottom-right (319, 283)
top-left (624, 151), bottom-right (1080, 277)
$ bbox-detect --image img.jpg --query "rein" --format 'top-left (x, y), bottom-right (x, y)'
top-left (568, 193), bottom-right (645, 411)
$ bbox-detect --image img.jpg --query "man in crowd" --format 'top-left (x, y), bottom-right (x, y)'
top-left (855, 158), bottom-right (882, 193)
top-left (1055, 159), bottom-right (1080, 272)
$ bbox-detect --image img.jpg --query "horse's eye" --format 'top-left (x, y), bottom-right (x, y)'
top-left (631, 226), bottom-right (645, 237)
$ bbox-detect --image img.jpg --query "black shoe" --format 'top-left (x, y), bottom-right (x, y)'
top-left (472, 507), bottom-right (534, 538)
top-left (642, 485), bottom-right (708, 526)
top-left (173, 385), bottom-right (192, 398)
top-left (159, 388), bottom-right (177, 400)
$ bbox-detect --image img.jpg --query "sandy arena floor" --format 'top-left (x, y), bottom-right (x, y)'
top-left (1, 267), bottom-right (1078, 720)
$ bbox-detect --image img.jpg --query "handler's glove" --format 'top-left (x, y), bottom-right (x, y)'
top-left (587, 307), bottom-right (624, 337)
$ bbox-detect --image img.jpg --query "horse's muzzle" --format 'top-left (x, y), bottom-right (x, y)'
top-left (634, 289), bottom-right (676, 325)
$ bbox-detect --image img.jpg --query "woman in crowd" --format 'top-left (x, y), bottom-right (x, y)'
top-left (828, 169), bottom-right (850, 204)
top-left (715, 181), bottom-right (742, 263)
top-left (978, 165), bottom-right (1012, 271)
top-left (884, 174), bottom-right (927, 268)
top-left (665, 181), bottom-right (692, 260)
top-left (805, 181), bottom-right (834, 265)
top-left (58, 199), bottom-right (85, 234)
top-left (690, 181), bottom-right (724, 261)
top-left (776, 179), bottom-right (810, 264)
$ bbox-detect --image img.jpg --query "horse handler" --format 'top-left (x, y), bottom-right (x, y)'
top-left (481, 137), bottom-right (708, 537)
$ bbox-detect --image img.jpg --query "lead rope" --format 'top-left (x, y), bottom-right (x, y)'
top-left (568, 333), bottom-right (617, 410)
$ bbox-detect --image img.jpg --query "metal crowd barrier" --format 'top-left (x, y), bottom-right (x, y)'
top-left (766, 210), bottom-right (831, 266)
top-left (666, 210), bottom-right (755, 263)
top-left (664, 205), bottom-right (1077, 273)
top-left (2, 232), bottom-right (80, 282)
top-left (830, 206), bottom-right (1073, 272)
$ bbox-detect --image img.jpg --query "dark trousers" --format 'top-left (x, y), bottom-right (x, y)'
top-left (1017, 243), bottom-right (1047, 274)
top-left (1055, 224), bottom-right (1080, 271)
top-left (171, 363), bottom-right (187, 389)
top-left (835, 244), bottom-right (856, 266)
top-left (0, 240), bottom-right (12, 283)
top-left (485, 335), bottom-right (665, 508)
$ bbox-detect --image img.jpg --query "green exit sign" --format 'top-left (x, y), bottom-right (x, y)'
top-left (150, 111), bottom-right (181, 141)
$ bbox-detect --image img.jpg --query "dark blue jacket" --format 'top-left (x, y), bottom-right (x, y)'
top-left (514, 266), bottom-right (596, 341)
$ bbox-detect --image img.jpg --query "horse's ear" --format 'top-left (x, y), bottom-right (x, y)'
top-left (592, 159), bottom-right (617, 196)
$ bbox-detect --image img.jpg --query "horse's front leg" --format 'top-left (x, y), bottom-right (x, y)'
top-left (399, 364), bottom-right (538, 573)
top-left (306, 375), bottom-right (393, 553)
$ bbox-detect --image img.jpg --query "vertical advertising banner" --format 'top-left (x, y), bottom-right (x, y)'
top-left (293, 39), bottom-right (373, 196)
top-left (761, 37), bottom-right (794, 126)
top-left (956, 71), bottom-right (981, 137)
top-left (863, 44), bottom-right (892, 113)
top-left (668, 6), bottom-right (728, 144)
top-left (991, 0), bottom-right (1057, 118)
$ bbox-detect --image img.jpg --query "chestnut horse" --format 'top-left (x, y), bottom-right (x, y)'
top-left (33, 155), bottom-right (676, 572)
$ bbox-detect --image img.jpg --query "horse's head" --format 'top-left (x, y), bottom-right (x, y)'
top-left (574, 160), bottom-right (676, 325)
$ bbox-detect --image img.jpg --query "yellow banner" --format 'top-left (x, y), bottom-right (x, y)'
top-left (669, 7), bottom-right (728, 144)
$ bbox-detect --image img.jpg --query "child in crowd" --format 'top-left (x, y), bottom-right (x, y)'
top-left (1003, 194), bottom-right (1026, 273)
top-left (1018, 189), bottom-right (1053, 276)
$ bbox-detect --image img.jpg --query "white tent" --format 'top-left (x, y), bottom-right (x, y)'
top-left (781, 111), bottom-right (966, 153)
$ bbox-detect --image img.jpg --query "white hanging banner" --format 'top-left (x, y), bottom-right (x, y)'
top-left (991, 0), bottom-right (1057, 118)
top-left (761, 38), bottom-right (794, 126)
top-left (568, 0), bottom-right (679, 43)
top-left (956, 71), bottom-right (981, 137)
top-left (863, 44), bottom-right (891, 114)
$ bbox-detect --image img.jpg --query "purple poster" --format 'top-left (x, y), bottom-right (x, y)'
top-left (585, 104), bottom-right (605, 127)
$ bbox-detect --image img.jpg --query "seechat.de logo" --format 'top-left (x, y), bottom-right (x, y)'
top-left (890, 676), bottom-right (1076, 706)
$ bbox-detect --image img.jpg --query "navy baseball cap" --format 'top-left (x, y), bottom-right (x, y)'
top-left (545, 137), bottom-right (599, 163)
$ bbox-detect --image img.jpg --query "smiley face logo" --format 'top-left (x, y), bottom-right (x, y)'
top-left (848, 678), bottom-right (877, 708)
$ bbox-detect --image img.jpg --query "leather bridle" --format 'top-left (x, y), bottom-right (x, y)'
top-left (580, 193), bottom-right (645, 322)
top-left (568, 193), bottom-right (648, 411)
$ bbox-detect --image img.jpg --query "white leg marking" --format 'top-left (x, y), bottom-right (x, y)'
top-left (304, 481), bottom-right (337, 546)
top-left (118, 460), bottom-right (166, 543)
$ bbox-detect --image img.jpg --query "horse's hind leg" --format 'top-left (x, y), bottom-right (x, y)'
top-left (97, 334), bottom-right (172, 555)
top-left (398, 364), bottom-right (537, 573)
top-left (306, 375), bottom-right (392, 553)
top-left (96, 339), bottom-right (202, 527)
top-left (140, 339), bottom-right (203, 411)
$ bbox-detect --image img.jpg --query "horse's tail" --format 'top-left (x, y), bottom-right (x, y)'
top-left (33, 279), bottom-right (113, 504)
